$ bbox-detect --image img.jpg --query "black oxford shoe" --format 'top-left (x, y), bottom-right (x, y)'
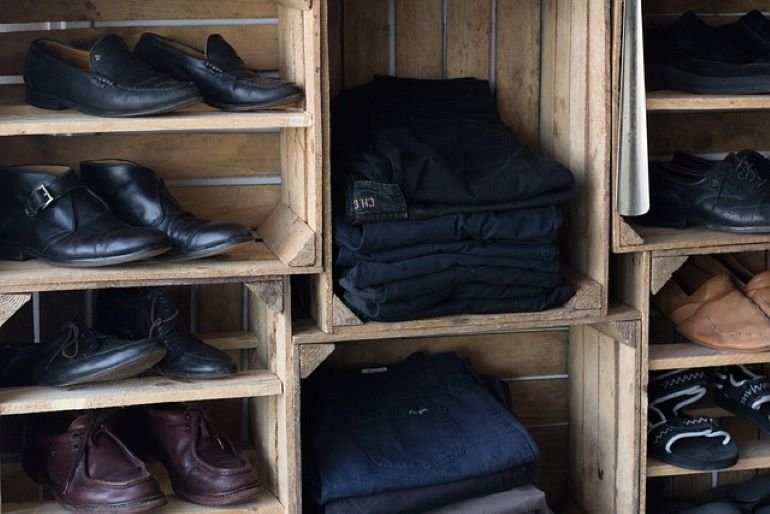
top-left (0, 165), bottom-right (171, 267)
top-left (135, 33), bottom-right (302, 111)
top-left (24, 34), bottom-right (201, 117)
top-left (96, 288), bottom-right (237, 380)
top-left (80, 160), bottom-right (254, 260)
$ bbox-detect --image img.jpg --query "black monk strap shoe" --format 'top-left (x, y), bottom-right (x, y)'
top-left (718, 10), bottom-right (770, 59)
top-left (135, 32), bottom-right (303, 111)
top-left (0, 165), bottom-right (171, 267)
top-left (645, 11), bottom-right (770, 94)
top-left (2, 322), bottom-right (167, 387)
top-left (24, 34), bottom-right (202, 117)
top-left (637, 154), bottom-right (770, 233)
top-left (80, 160), bottom-right (254, 260)
top-left (96, 288), bottom-right (237, 380)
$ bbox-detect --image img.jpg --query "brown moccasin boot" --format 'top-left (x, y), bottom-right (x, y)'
top-left (22, 411), bottom-right (166, 513)
top-left (144, 403), bottom-right (261, 506)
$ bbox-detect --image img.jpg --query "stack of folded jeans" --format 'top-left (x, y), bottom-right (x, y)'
top-left (332, 75), bottom-right (576, 321)
top-left (302, 352), bottom-right (552, 514)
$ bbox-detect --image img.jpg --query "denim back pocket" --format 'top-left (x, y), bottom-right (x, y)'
top-left (349, 401), bottom-right (464, 470)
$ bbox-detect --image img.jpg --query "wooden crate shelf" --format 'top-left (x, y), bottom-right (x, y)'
top-left (0, 99), bottom-right (311, 137)
top-left (0, 370), bottom-right (282, 415)
top-left (647, 439), bottom-right (770, 477)
top-left (649, 343), bottom-right (770, 371)
top-left (3, 493), bottom-right (285, 514)
top-left (0, 242), bottom-right (320, 294)
top-left (618, 224), bottom-right (770, 255)
top-left (647, 91), bottom-right (770, 113)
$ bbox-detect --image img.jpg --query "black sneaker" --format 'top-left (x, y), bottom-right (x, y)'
top-left (95, 288), bottom-right (237, 380)
top-left (645, 11), bottom-right (770, 94)
top-left (635, 153), bottom-right (770, 232)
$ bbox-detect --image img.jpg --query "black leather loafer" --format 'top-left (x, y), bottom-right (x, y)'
top-left (0, 165), bottom-right (172, 267)
top-left (80, 160), bottom-right (254, 260)
top-left (96, 288), bottom-right (237, 380)
top-left (4, 322), bottom-right (167, 387)
top-left (135, 33), bottom-right (302, 110)
top-left (24, 34), bottom-right (202, 117)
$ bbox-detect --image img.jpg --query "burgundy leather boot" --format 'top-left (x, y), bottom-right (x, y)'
top-left (22, 412), bottom-right (166, 513)
top-left (145, 403), bottom-right (261, 506)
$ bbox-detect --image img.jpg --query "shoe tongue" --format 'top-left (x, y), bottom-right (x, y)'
top-left (148, 291), bottom-right (178, 336)
top-left (206, 34), bottom-right (246, 72)
top-left (670, 11), bottom-right (749, 62)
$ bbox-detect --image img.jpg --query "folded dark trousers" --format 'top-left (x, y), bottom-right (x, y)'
top-left (334, 76), bottom-right (575, 224)
top-left (425, 485), bottom-right (553, 514)
top-left (335, 241), bottom-right (559, 267)
top-left (305, 352), bottom-right (539, 503)
top-left (340, 253), bottom-right (560, 289)
top-left (334, 208), bottom-right (563, 253)
top-left (338, 266), bottom-right (564, 302)
top-left (342, 282), bottom-right (575, 321)
top-left (324, 466), bottom-right (532, 514)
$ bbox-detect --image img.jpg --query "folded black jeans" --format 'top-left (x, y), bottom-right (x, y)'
top-left (334, 76), bottom-right (575, 224)
top-left (335, 240), bottom-right (559, 267)
top-left (334, 208), bottom-right (563, 253)
top-left (324, 466), bottom-right (532, 514)
top-left (338, 266), bottom-right (564, 302)
top-left (342, 282), bottom-right (576, 321)
top-left (304, 352), bottom-right (539, 503)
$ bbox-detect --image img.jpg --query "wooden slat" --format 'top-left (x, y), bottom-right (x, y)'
top-left (495, 0), bottom-right (541, 149)
top-left (0, 370), bottom-right (281, 415)
top-left (647, 112), bottom-right (770, 156)
top-left (259, 202), bottom-right (316, 266)
top-left (445, 0), bottom-right (490, 80)
top-left (3, 493), bottom-right (284, 514)
top-left (0, 0), bottom-right (277, 23)
top-left (274, 0), bottom-right (312, 10)
top-left (530, 425), bottom-right (570, 506)
top-left (342, 0), bottom-right (390, 87)
top-left (643, 1), bottom-right (770, 14)
top-left (649, 343), bottom-right (770, 370)
top-left (0, 133), bottom-right (281, 178)
top-left (647, 91), bottom-right (770, 112)
top-left (395, 0), bottom-right (443, 79)
top-left (0, 25), bottom-right (278, 76)
top-left (171, 184), bottom-right (281, 229)
top-left (0, 104), bottom-right (310, 137)
top-left (617, 224), bottom-right (770, 255)
top-left (509, 379), bottom-right (568, 425)
top-left (648, 439), bottom-right (770, 477)
top-left (0, 294), bottom-right (30, 329)
top-left (0, 242), bottom-right (321, 294)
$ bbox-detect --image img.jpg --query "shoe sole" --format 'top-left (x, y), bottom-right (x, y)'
top-left (161, 237), bottom-right (254, 262)
top-left (48, 348), bottom-right (168, 387)
top-left (51, 490), bottom-right (168, 513)
top-left (26, 89), bottom-right (203, 118)
top-left (205, 93), bottom-right (304, 112)
top-left (172, 483), bottom-right (262, 506)
top-left (0, 240), bottom-right (172, 267)
top-left (647, 63), bottom-right (770, 95)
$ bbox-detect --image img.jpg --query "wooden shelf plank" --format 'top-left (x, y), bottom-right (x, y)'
top-left (0, 370), bottom-right (282, 415)
top-left (0, 100), bottom-right (311, 137)
top-left (202, 333), bottom-right (259, 351)
top-left (622, 224), bottom-right (770, 256)
top-left (0, 242), bottom-right (320, 294)
top-left (648, 439), bottom-right (770, 477)
top-left (647, 91), bottom-right (770, 113)
top-left (649, 343), bottom-right (770, 371)
top-left (3, 493), bottom-right (284, 514)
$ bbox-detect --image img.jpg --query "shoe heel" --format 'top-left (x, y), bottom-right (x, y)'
top-left (0, 241), bottom-right (30, 261)
top-left (25, 89), bottom-right (66, 110)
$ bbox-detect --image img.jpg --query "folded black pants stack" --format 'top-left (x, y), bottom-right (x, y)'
top-left (332, 76), bottom-right (577, 321)
top-left (302, 352), bottom-right (552, 514)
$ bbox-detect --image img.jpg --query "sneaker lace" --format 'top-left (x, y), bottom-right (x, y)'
top-left (148, 294), bottom-right (179, 338)
top-left (735, 157), bottom-right (767, 189)
top-left (45, 322), bottom-right (81, 369)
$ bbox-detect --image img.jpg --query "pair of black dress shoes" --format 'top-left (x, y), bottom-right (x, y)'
top-left (0, 287), bottom-right (236, 387)
top-left (24, 32), bottom-right (302, 117)
top-left (0, 160), bottom-right (253, 267)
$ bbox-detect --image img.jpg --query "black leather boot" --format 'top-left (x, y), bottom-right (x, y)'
top-left (95, 287), bottom-right (237, 380)
top-left (80, 160), bottom-right (254, 260)
top-left (0, 165), bottom-right (171, 267)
